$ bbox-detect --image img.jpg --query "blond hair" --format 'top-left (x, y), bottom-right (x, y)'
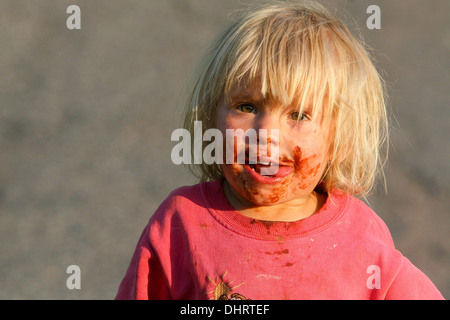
top-left (183, 0), bottom-right (388, 196)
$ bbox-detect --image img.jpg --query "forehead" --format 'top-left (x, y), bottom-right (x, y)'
top-left (228, 80), bottom-right (263, 101)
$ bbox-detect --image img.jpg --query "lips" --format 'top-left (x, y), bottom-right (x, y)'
top-left (248, 163), bottom-right (292, 177)
top-left (244, 157), bottom-right (293, 184)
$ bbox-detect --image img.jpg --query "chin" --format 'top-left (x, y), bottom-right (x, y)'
top-left (238, 183), bottom-right (289, 207)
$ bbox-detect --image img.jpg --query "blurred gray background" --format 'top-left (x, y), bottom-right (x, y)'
top-left (0, 0), bottom-right (448, 299)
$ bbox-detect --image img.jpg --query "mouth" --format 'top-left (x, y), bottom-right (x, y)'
top-left (247, 161), bottom-right (275, 174)
top-left (244, 157), bottom-right (293, 184)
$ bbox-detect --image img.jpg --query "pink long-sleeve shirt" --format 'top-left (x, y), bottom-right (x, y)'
top-left (115, 180), bottom-right (443, 300)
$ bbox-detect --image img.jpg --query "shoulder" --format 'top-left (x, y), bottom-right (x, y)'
top-left (150, 181), bottom-right (206, 220)
top-left (337, 193), bottom-right (395, 248)
top-left (158, 182), bottom-right (204, 212)
top-left (146, 180), bottom-right (221, 234)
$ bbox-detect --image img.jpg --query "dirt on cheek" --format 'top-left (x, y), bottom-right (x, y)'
top-left (224, 164), bottom-right (260, 200)
top-left (291, 146), bottom-right (321, 191)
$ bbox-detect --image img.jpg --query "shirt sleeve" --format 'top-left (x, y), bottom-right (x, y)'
top-left (385, 256), bottom-right (444, 300)
top-left (115, 224), bottom-right (171, 300)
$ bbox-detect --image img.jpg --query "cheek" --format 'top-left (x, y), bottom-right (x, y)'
top-left (221, 163), bottom-right (261, 199)
top-left (221, 163), bottom-right (241, 178)
top-left (262, 147), bottom-right (324, 203)
top-left (291, 146), bottom-right (324, 191)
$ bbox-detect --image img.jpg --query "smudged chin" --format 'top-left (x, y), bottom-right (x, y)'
top-left (222, 146), bottom-right (327, 206)
top-left (222, 163), bottom-right (291, 206)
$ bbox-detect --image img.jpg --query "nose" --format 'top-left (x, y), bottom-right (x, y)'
top-left (254, 112), bottom-right (280, 146)
top-left (254, 112), bottom-right (280, 160)
top-left (255, 110), bottom-right (279, 130)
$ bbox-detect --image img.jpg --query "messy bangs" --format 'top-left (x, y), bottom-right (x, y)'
top-left (183, 1), bottom-right (388, 196)
top-left (223, 4), bottom-right (338, 122)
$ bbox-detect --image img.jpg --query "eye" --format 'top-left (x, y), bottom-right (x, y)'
top-left (237, 104), bottom-right (255, 113)
top-left (289, 112), bottom-right (309, 121)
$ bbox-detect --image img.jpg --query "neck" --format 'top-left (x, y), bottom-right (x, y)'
top-left (223, 180), bottom-right (326, 222)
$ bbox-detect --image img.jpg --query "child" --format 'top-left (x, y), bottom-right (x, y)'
top-left (116, 1), bottom-right (443, 300)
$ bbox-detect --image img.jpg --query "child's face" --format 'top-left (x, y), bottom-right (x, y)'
top-left (216, 81), bottom-right (332, 208)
